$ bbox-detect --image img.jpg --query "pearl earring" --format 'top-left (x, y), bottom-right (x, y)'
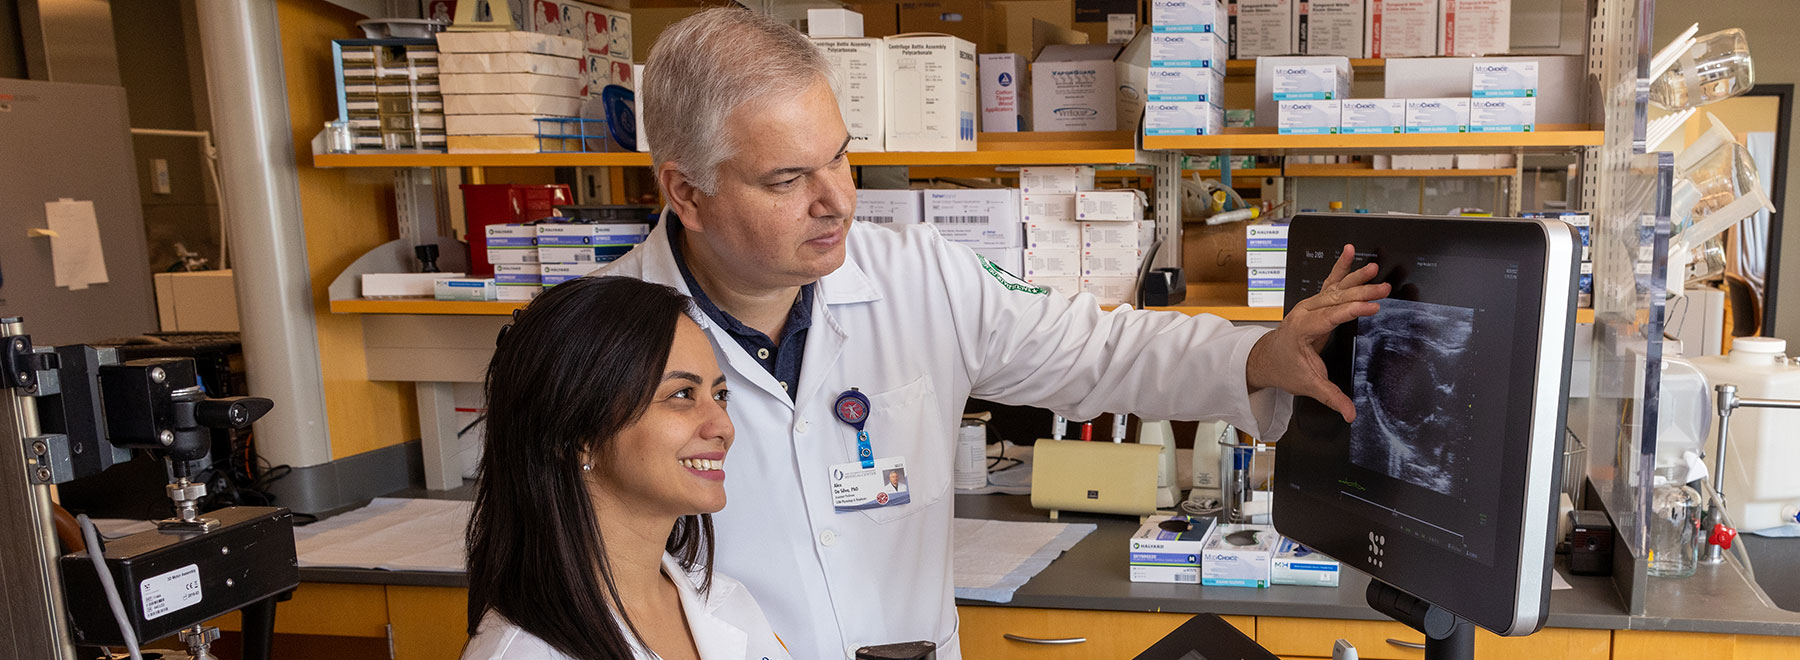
top-left (581, 463), bottom-right (593, 472)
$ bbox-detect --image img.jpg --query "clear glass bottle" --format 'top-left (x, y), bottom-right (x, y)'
top-left (1648, 467), bottom-right (1704, 578)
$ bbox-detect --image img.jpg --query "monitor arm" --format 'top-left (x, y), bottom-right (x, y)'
top-left (1367, 580), bottom-right (1475, 660)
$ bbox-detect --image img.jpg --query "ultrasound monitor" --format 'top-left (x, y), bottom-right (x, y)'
top-left (1271, 214), bottom-right (1579, 656)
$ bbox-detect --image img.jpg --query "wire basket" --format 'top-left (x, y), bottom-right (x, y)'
top-left (534, 117), bottom-right (612, 153)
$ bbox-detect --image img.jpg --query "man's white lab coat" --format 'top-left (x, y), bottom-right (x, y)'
top-left (602, 220), bottom-right (1292, 659)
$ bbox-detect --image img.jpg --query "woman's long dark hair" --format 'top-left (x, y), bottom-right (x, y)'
top-left (466, 275), bottom-right (714, 659)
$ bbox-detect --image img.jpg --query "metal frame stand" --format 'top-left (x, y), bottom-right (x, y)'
top-left (1703, 383), bottom-right (1800, 564)
top-left (1366, 581), bottom-right (1475, 660)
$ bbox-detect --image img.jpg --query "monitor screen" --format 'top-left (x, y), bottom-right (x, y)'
top-left (1271, 214), bottom-right (1579, 637)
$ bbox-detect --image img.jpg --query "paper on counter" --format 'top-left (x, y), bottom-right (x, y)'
top-left (43, 199), bottom-right (108, 290)
top-left (953, 517), bottom-right (1095, 603)
top-left (294, 497), bottom-right (471, 572)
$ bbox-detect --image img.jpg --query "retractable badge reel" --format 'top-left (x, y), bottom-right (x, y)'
top-left (835, 389), bottom-right (874, 469)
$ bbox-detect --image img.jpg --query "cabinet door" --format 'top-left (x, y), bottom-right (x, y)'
top-left (1258, 616), bottom-right (1610, 660)
top-left (958, 606), bottom-right (1254, 659)
top-left (388, 585), bottom-right (472, 660)
top-left (1613, 630), bottom-right (1800, 660)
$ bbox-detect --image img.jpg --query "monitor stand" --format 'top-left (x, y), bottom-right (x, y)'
top-left (1366, 581), bottom-right (1475, 660)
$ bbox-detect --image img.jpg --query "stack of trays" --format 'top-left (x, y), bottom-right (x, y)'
top-left (439, 31), bottom-right (585, 153)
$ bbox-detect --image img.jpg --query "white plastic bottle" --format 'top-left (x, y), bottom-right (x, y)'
top-left (1689, 337), bottom-right (1800, 530)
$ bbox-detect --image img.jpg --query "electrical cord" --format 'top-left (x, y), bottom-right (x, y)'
top-left (1179, 496), bottom-right (1224, 517)
top-left (77, 514), bottom-right (143, 660)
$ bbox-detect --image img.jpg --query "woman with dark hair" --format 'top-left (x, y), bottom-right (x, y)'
top-left (460, 276), bottom-right (791, 660)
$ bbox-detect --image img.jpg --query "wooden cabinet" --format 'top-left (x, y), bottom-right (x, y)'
top-left (957, 606), bottom-right (1253, 659)
top-left (1612, 630), bottom-right (1800, 660)
top-left (1257, 616), bottom-right (1609, 660)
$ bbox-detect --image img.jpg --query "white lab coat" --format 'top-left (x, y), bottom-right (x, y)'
top-left (460, 553), bottom-right (791, 660)
top-left (601, 221), bottom-right (1292, 659)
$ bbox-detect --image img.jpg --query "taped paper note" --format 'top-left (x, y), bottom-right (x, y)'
top-left (43, 199), bottom-right (108, 290)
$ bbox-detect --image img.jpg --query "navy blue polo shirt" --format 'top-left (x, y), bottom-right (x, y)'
top-left (668, 220), bottom-right (813, 400)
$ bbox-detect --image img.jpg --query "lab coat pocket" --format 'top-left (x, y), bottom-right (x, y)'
top-left (859, 376), bottom-right (949, 525)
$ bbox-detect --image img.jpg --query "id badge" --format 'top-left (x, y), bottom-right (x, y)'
top-left (831, 456), bottom-right (912, 512)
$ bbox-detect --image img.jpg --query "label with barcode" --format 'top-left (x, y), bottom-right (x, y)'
top-left (1175, 573), bottom-right (1197, 582)
top-left (860, 216), bottom-right (895, 224)
top-left (140, 564), bottom-right (203, 620)
top-left (935, 215), bottom-right (991, 224)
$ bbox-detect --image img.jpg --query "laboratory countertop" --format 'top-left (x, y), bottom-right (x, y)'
top-left (294, 487), bottom-right (1800, 637)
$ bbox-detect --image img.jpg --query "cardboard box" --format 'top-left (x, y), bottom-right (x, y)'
top-left (1201, 523), bottom-right (1278, 587)
top-left (1246, 222), bottom-right (1289, 268)
top-left (1182, 221), bottom-right (1249, 282)
top-left (435, 278), bottom-right (497, 301)
top-left (445, 114), bottom-right (562, 136)
top-left (1472, 60), bottom-right (1538, 98)
top-left (445, 93), bottom-right (582, 116)
top-left (1248, 267), bottom-right (1285, 291)
top-left (815, 39), bottom-right (886, 152)
top-left (1081, 276), bottom-right (1138, 305)
top-left (1272, 538), bottom-right (1342, 587)
top-left (1082, 222), bottom-right (1144, 250)
top-left (1385, 56), bottom-right (1582, 124)
top-left (440, 72), bottom-right (582, 97)
top-left (1339, 98), bottom-right (1406, 134)
top-left (1032, 44), bottom-right (1122, 132)
top-left (1147, 67), bottom-right (1227, 103)
top-left (1230, 0), bottom-right (1295, 59)
top-left (540, 262), bottom-right (602, 287)
top-left (1278, 99), bottom-right (1341, 134)
top-left (536, 223), bottom-right (650, 263)
top-left (884, 35), bottom-right (979, 151)
top-left (1022, 193), bottom-right (1078, 225)
top-left (439, 52), bottom-right (581, 77)
top-left (1128, 516), bottom-right (1218, 584)
top-left (1027, 219), bottom-right (1082, 249)
top-left (1254, 56), bottom-right (1351, 125)
top-left (1404, 97), bottom-right (1470, 133)
top-left (1248, 290), bottom-right (1284, 307)
top-left (1364, 0), bottom-right (1437, 58)
top-left (1019, 167), bottom-right (1094, 194)
top-left (1143, 101), bottom-right (1225, 136)
top-left (1469, 97), bottom-right (1535, 132)
top-left (1246, 249), bottom-right (1287, 267)
top-left (924, 189), bottom-right (1021, 248)
top-left (362, 272), bottom-right (460, 298)
top-left (1149, 32), bottom-right (1227, 70)
top-left (1294, 0), bottom-right (1366, 57)
top-left (855, 189), bottom-right (924, 226)
top-left (808, 7), bottom-right (865, 37)
top-left (494, 264), bottom-right (543, 301)
top-left (1025, 248), bottom-right (1081, 277)
top-left (486, 224), bottom-right (539, 265)
top-left (154, 271), bottom-right (241, 332)
top-left (898, 1), bottom-right (993, 50)
top-left (1270, 62), bottom-right (1351, 100)
top-left (1152, 0), bottom-right (1225, 32)
top-left (436, 30), bottom-right (584, 58)
top-left (979, 53), bottom-right (1029, 132)
top-left (1107, 13), bottom-right (1137, 43)
top-left (1076, 190), bottom-right (1146, 221)
top-left (1439, 0), bottom-right (1508, 57)
top-left (1082, 248), bottom-right (1143, 277)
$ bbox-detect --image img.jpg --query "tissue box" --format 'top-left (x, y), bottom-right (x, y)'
top-left (434, 278), bottom-right (497, 301)
top-left (1279, 99), bottom-right (1341, 134)
top-left (1404, 97), bottom-right (1471, 134)
top-left (1469, 97), bottom-right (1536, 133)
top-left (1147, 67), bottom-right (1227, 103)
top-left (855, 189), bottom-right (924, 226)
top-left (1152, 0), bottom-right (1226, 32)
top-left (1271, 62), bottom-right (1351, 100)
top-left (1019, 167), bottom-right (1095, 194)
top-left (1128, 516), bottom-right (1218, 584)
top-left (1340, 98), bottom-right (1406, 134)
top-left (1472, 60), bottom-right (1539, 98)
top-left (1200, 523), bottom-right (1278, 587)
top-left (1076, 190), bottom-right (1147, 222)
top-left (1272, 538), bottom-right (1342, 587)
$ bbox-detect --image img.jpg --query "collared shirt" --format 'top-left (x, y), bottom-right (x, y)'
top-left (668, 219), bottom-right (814, 400)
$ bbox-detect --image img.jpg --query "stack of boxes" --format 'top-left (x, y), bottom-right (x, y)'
top-left (1021, 167), bottom-right (1090, 295)
top-left (439, 31), bottom-right (585, 153)
top-left (482, 220), bottom-right (652, 301)
top-left (1245, 222), bottom-right (1289, 307)
top-left (1269, 58), bottom-right (1352, 135)
top-left (925, 189), bottom-right (1022, 273)
top-left (1146, 0), bottom-right (1228, 137)
top-left (1078, 189), bottom-right (1154, 305)
top-left (1268, 56), bottom-right (1537, 137)
top-left (333, 39), bottom-right (445, 151)
top-left (853, 190), bottom-right (925, 227)
top-left (486, 224), bottom-right (541, 301)
top-left (1128, 516), bottom-right (1341, 587)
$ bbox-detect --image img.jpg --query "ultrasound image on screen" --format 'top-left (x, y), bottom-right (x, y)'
top-left (1350, 299), bottom-right (1477, 500)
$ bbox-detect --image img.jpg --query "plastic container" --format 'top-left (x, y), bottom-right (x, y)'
top-left (1689, 337), bottom-right (1800, 530)
top-left (460, 184), bottom-right (571, 276)
top-left (955, 420), bottom-right (988, 490)
top-left (1648, 466), bottom-right (1703, 578)
top-left (1650, 28), bottom-right (1754, 111)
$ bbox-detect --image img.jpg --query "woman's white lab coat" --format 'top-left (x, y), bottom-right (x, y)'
top-left (460, 554), bottom-right (790, 660)
top-left (601, 220), bottom-right (1293, 659)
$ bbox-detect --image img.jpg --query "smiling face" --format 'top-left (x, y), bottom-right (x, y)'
top-left (589, 317), bottom-right (734, 518)
top-left (675, 77), bottom-right (857, 291)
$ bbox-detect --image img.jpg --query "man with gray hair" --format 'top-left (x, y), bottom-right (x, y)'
top-left (602, 8), bottom-right (1387, 658)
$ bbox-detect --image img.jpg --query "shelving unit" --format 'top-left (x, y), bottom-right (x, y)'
top-left (1144, 126), bottom-right (1603, 155)
top-left (1283, 163), bottom-right (1518, 178)
top-left (1223, 58), bottom-right (1385, 78)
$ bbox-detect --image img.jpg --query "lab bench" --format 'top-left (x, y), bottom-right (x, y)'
top-left (204, 492), bottom-right (1800, 659)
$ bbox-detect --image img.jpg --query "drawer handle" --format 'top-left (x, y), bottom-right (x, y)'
top-left (1386, 638), bottom-right (1427, 650)
top-left (1003, 633), bottom-right (1088, 645)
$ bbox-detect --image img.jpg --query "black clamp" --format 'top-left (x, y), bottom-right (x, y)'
top-left (3, 334), bottom-right (58, 391)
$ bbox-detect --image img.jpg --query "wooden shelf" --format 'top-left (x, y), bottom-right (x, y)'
top-left (313, 152), bottom-right (653, 168)
top-left (1225, 58), bottom-right (1385, 78)
top-left (1284, 164), bottom-right (1519, 178)
top-left (1144, 127), bottom-right (1602, 155)
top-left (330, 297), bottom-right (525, 315)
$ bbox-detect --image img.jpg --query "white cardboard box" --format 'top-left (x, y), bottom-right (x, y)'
top-left (1364, 0), bottom-right (1438, 58)
top-left (1439, 0), bottom-right (1509, 57)
top-left (884, 35), bottom-right (978, 152)
top-left (1472, 60), bottom-right (1539, 98)
top-left (540, 262), bottom-right (602, 288)
top-left (1385, 56), bottom-right (1582, 124)
top-left (440, 72), bottom-right (581, 97)
top-left (807, 8), bottom-right (863, 38)
top-left (1231, 0), bottom-right (1296, 59)
top-left (1022, 193), bottom-right (1078, 223)
top-left (1082, 277), bottom-right (1138, 305)
top-left (1404, 97), bottom-right (1471, 133)
top-left (436, 30), bottom-right (584, 58)
top-left (1278, 99), bottom-right (1341, 134)
top-left (1083, 249), bottom-right (1144, 277)
top-left (1272, 537), bottom-right (1342, 587)
top-left (1025, 249), bottom-right (1082, 277)
top-left (815, 38), bottom-right (885, 152)
top-left (1248, 267), bottom-right (1286, 291)
top-left (445, 93), bottom-right (582, 116)
top-left (1149, 32), bottom-right (1227, 70)
top-left (1339, 98), bottom-right (1406, 134)
top-left (1270, 62), bottom-right (1351, 100)
top-left (1201, 523), bottom-right (1278, 587)
top-left (1019, 168), bottom-right (1095, 194)
top-left (1147, 67), bottom-right (1227, 104)
top-left (1026, 220), bottom-right (1082, 249)
top-left (1029, 275), bottom-right (1082, 296)
top-left (924, 189), bottom-right (1020, 248)
top-left (1082, 222), bottom-right (1145, 250)
top-left (1152, 0), bottom-right (1226, 32)
top-left (493, 264), bottom-right (542, 301)
top-left (434, 278), bottom-right (497, 301)
top-left (445, 114), bottom-right (559, 136)
top-left (1143, 101), bottom-right (1225, 136)
top-left (1076, 190), bottom-right (1147, 222)
top-left (363, 272), bottom-right (462, 298)
top-left (1128, 516), bottom-right (1218, 584)
top-left (979, 53), bottom-right (1029, 133)
top-left (486, 224), bottom-right (538, 265)
top-left (439, 52), bottom-right (580, 77)
top-left (1032, 44), bottom-right (1123, 132)
top-left (1469, 97), bottom-right (1535, 132)
top-left (1294, 0), bottom-right (1367, 57)
top-left (1254, 56), bottom-right (1351, 125)
top-left (1246, 250), bottom-right (1288, 267)
top-left (855, 189), bottom-right (924, 226)
top-left (1248, 290), bottom-right (1284, 307)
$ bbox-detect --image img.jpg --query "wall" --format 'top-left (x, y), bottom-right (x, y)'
top-left (1654, 2), bottom-right (1800, 343)
top-left (278, 0), bottom-right (421, 460)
